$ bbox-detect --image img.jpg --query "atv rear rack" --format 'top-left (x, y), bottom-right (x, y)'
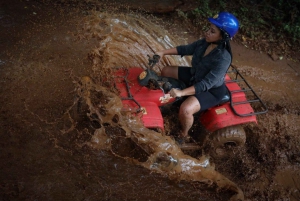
top-left (225, 65), bottom-right (268, 117)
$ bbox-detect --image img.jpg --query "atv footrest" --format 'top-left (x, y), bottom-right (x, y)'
top-left (179, 143), bottom-right (201, 151)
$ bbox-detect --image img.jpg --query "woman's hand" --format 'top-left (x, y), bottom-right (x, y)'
top-left (155, 51), bottom-right (164, 59)
top-left (156, 48), bottom-right (178, 59)
top-left (169, 88), bottom-right (183, 98)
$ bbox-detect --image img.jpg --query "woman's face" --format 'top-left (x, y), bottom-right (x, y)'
top-left (205, 23), bottom-right (222, 43)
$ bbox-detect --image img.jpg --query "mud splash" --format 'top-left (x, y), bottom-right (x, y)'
top-left (75, 76), bottom-right (242, 200)
top-left (1, 1), bottom-right (300, 200)
top-left (77, 11), bottom-right (190, 79)
top-left (74, 12), bottom-right (244, 200)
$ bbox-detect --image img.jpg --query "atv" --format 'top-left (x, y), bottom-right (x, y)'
top-left (113, 55), bottom-right (268, 158)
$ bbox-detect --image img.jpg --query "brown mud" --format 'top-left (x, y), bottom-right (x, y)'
top-left (0, 1), bottom-right (300, 201)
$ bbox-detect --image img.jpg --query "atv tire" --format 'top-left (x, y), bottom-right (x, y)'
top-left (209, 125), bottom-right (246, 159)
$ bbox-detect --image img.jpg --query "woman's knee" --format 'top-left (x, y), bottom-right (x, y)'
top-left (179, 105), bottom-right (192, 117)
top-left (179, 97), bottom-right (201, 116)
top-left (179, 103), bottom-right (194, 117)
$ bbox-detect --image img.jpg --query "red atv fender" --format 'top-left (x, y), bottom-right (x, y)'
top-left (200, 74), bottom-right (257, 132)
top-left (114, 67), bottom-right (175, 131)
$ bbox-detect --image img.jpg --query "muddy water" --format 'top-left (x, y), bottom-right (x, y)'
top-left (1, 1), bottom-right (300, 201)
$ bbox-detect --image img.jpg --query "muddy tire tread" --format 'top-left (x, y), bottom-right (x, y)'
top-left (210, 125), bottom-right (246, 159)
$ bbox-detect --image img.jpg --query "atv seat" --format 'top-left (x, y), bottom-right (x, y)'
top-left (218, 94), bottom-right (230, 105)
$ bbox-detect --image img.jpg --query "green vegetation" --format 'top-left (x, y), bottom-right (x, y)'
top-left (178, 0), bottom-right (300, 60)
top-left (191, 0), bottom-right (300, 41)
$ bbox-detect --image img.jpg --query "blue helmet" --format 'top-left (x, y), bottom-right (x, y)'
top-left (208, 12), bottom-right (239, 38)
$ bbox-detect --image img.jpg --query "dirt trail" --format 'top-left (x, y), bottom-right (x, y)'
top-left (0, 1), bottom-right (299, 201)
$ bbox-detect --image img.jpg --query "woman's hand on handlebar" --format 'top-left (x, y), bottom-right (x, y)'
top-left (155, 51), bottom-right (164, 60)
top-left (169, 88), bottom-right (183, 98)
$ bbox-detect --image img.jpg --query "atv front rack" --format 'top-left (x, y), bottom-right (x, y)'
top-left (115, 68), bottom-right (142, 113)
top-left (225, 65), bottom-right (268, 117)
top-left (114, 67), bottom-right (166, 130)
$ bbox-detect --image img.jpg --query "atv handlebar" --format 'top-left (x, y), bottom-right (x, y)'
top-left (147, 54), bottom-right (160, 69)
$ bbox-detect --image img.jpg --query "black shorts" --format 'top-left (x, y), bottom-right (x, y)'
top-left (178, 66), bottom-right (228, 112)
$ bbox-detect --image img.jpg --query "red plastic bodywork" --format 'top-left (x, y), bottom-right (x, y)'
top-left (199, 75), bottom-right (257, 132)
top-left (114, 67), bottom-right (176, 130)
top-left (114, 68), bottom-right (257, 132)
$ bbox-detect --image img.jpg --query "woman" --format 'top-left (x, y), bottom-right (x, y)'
top-left (156, 12), bottom-right (239, 141)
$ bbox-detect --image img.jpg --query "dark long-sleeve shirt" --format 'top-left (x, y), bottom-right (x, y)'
top-left (176, 39), bottom-right (231, 94)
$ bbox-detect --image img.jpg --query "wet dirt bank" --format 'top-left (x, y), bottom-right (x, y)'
top-left (0, 0), bottom-right (300, 200)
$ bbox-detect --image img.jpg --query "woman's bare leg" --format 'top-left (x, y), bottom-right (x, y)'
top-left (161, 66), bottom-right (178, 79)
top-left (179, 96), bottom-right (201, 137)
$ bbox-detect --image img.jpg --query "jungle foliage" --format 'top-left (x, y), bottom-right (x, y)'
top-left (178, 0), bottom-right (300, 60)
top-left (191, 0), bottom-right (300, 42)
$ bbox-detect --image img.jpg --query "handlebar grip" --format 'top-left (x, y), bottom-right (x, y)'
top-left (153, 54), bottom-right (160, 62)
top-left (147, 54), bottom-right (161, 68)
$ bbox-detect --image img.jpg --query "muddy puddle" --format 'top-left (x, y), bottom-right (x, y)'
top-left (0, 1), bottom-right (299, 200)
